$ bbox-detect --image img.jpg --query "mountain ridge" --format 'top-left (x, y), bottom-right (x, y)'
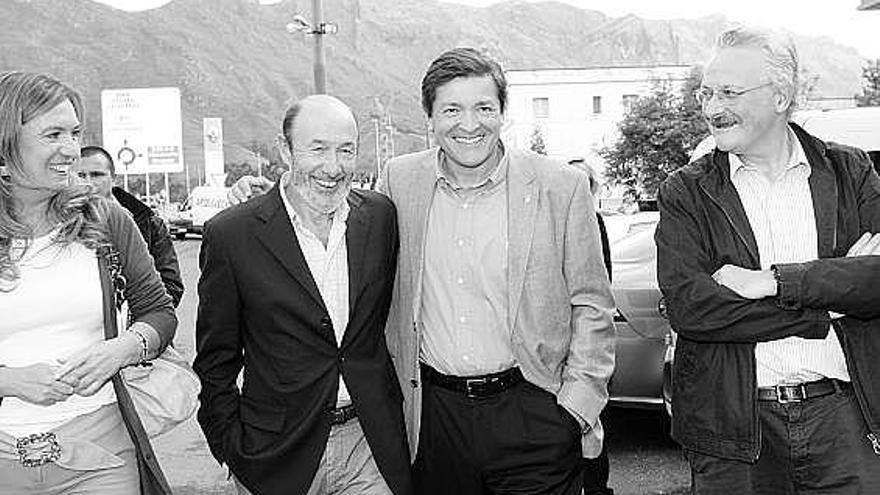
top-left (1, 0), bottom-right (866, 175)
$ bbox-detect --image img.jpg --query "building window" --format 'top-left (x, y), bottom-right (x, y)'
top-left (533, 97), bottom-right (550, 119)
top-left (592, 96), bottom-right (602, 115)
top-left (622, 94), bottom-right (639, 112)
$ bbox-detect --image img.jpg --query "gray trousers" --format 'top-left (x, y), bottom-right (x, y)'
top-left (234, 417), bottom-right (391, 495)
top-left (0, 404), bottom-right (139, 494)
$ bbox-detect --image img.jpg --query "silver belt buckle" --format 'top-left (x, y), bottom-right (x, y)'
top-left (775, 384), bottom-right (806, 404)
top-left (464, 377), bottom-right (486, 397)
top-left (16, 432), bottom-right (61, 467)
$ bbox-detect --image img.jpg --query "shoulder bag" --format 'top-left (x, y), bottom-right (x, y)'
top-left (97, 246), bottom-right (199, 494)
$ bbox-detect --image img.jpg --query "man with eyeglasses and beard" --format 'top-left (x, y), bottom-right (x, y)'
top-left (194, 95), bottom-right (412, 495)
top-left (655, 25), bottom-right (880, 494)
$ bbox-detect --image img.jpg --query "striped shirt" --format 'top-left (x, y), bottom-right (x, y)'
top-left (279, 174), bottom-right (352, 405)
top-left (729, 130), bottom-right (850, 387)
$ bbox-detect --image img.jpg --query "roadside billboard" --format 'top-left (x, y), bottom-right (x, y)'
top-left (203, 117), bottom-right (225, 186)
top-left (101, 87), bottom-right (184, 175)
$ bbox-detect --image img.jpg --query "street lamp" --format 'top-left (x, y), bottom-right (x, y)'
top-left (284, 1), bottom-right (338, 94)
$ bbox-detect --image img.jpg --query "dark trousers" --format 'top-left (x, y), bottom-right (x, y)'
top-left (413, 368), bottom-right (583, 495)
top-left (583, 441), bottom-right (613, 495)
top-left (687, 382), bottom-right (880, 495)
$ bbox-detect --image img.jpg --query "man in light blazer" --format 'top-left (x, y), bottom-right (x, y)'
top-left (378, 47), bottom-right (616, 494)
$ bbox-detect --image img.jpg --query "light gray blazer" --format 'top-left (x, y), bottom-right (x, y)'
top-left (378, 147), bottom-right (616, 457)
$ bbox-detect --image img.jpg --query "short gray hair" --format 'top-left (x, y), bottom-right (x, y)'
top-left (715, 25), bottom-right (799, 115)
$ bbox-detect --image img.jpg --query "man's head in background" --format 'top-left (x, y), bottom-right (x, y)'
top-left (73, 145), bottom-right (115, 197)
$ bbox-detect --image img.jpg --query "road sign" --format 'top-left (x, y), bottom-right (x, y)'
top-left (101, 87), bottom-right (184, 174)
top-left (203, 117), bottom-right (225, 186)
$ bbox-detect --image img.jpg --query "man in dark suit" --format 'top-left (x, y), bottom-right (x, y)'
top-left (194, 95), bottom-right (412, 495)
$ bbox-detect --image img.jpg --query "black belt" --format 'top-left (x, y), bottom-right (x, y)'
top-left (420, 363), bottom-right (524, 398)
top-left (757, 378), bottom-right (847, 404)
top-left (328, 404), bottom-right (358, 425)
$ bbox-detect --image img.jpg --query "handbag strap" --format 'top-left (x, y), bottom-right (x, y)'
top-left (96, 247), bottom-right (173, 495)
top-left (97, 247), bottom-right (119, 340)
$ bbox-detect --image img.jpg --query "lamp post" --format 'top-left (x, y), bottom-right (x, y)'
top-left (285, 0), bottom-right (338, 94)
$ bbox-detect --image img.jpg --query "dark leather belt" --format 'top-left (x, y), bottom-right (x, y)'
top-left (757, 378), bottom-right (847, 404)
top-left (328, 404), bottom-right (358, 426)
top-left (420, 363), bottom-right (523, 398)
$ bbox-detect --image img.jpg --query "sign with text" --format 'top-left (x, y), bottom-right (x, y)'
top-left (101, 87), bottom-right (184, 174)
top-left (203, 117), bottom-right (225, 186)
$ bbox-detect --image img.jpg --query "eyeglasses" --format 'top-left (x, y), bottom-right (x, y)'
top-left (292, 144), bottom-right (357, 164)
top-left (694, 82), bottom-right (773, 106)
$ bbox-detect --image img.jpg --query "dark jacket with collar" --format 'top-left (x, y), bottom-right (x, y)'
top-left (655, 123), bottom-right (880, 462)
top-left (193, 185), bottom-right (412, 495)
top-left (112, 187), bottom-right (184, 307)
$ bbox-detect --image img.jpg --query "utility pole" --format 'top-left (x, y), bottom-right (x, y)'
top-left (312, 0), bottom-right (327, 94)
top-left (286, 2), bottom-right (336, 94)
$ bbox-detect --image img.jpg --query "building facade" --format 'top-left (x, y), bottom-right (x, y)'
top-left (503, 65), bottom-right (693, 173)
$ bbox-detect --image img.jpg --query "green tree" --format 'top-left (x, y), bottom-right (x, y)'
top-left (856, 59), bottom-right (880, 107)
top-left (600, 68), bottom-right (708, 200)
top-left (529, 125), bottom-right (547, 155)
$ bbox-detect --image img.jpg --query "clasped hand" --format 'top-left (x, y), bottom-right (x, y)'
top-left (3, 363), bottom-right (75, 406)
top-left (711, 265), bottom-right (776, 300)
top-left (53, 335), bottom-right (138, 398)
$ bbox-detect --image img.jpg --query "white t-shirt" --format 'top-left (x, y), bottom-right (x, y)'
top-left (0, 232), bottom-right (116, 437)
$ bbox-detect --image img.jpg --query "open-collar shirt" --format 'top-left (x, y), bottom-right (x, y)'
top-left (729, 130), bottom-right (850, 387)
top-left (419, 146), bottom-right (516, 377)
top-left (280, 172), bottom-right (352, 405)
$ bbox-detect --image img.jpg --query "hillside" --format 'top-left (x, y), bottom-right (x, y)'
top-left (1, 0), bottom-right (868, 181)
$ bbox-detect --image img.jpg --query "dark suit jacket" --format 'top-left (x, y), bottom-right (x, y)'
top-left (194, 186), bottom-right (412, 495)
top-left (112, 187), bottom-right (184, 307)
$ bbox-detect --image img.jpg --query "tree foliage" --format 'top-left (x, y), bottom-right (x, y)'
top-left (600, 69), bottom-right (708, 199)
top-left (856, 59), bottom-right (880, 107)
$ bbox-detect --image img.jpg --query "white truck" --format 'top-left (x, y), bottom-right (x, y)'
top-left (169, 186), bottom-right (229, 239)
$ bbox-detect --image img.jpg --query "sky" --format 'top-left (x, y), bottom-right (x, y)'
top-left (93, 0), bottom-right (880, 59)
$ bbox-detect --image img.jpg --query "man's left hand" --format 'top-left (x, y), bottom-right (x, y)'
top-left (712, 264), bottom-right (777, 300)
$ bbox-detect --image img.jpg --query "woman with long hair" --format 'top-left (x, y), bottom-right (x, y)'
top-left (0, 71), bottom-right (177, 493)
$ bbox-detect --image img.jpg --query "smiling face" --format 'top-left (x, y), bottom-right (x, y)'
top-left (701, 47), bottom-right (789, 157)
top-left (15, 99), bottom-right (81, 191)
top-left (429, 75), bottom-right (504, 174)
top-left (285, 96), bottom-right (358, 216)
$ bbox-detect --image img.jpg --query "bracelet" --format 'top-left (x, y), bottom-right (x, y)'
top-left (126, 327), bottom-right (150, 367)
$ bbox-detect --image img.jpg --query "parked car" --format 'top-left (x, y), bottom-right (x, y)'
top-left (794, 107), bottom-right (880, 173)
top-left (164, 207), bottom-right (194, 240)
top-left (604, 214), bottom-right (673, 416)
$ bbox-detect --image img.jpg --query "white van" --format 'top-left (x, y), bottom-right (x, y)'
top-left (171, 186), bottom-right (229, 237)
top-left (794, 107), bottom-right (880, 173)
top-left (189, 186), bottom-right (229, 234)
